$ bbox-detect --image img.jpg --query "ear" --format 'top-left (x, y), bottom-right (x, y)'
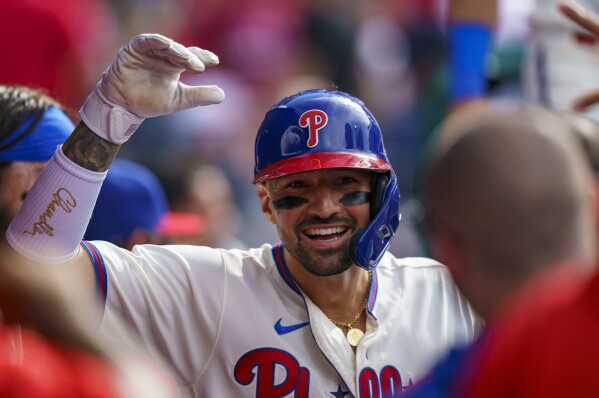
top-left (257, 183), bottom-right (276, 225)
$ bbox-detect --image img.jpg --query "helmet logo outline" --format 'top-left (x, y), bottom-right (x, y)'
top-left (299, 109), bottom-right (328, 148)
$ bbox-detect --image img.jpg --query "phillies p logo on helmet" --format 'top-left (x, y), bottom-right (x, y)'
top-left (299, 109), bottom-right (328, 148)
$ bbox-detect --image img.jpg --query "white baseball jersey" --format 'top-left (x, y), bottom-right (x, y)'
top-left (525, 0), bottom-right (599, 123)
top-left (84, 241), bottom-right (481, 398)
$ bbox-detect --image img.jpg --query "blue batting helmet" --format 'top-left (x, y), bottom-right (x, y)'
top-left (253, 89), bottom-right (400, 270)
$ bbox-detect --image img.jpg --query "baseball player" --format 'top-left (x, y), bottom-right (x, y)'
top-left (4, 34), bottom-right (481, 397)
top-left (0, 85), bottom-right (74, 234)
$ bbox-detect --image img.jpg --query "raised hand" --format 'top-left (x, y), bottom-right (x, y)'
top-left (560, 0), bottom-right (599, 37)
top-left (80, 33), bottom-right (225, 144)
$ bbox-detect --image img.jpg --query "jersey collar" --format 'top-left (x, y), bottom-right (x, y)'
top-left (271, 242), bottom-right (380, 315)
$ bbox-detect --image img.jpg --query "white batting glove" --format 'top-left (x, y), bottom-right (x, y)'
top-left (80, 33), bottom-right (225, 145)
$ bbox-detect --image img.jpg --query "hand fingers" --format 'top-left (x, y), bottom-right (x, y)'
top-left (176, 83), bottom-right (225, 109)
top-left (128, 33), bottom-right (172, 53)
top-left (153, 43), bottom-right (206, 72)
top-left (127, 34), bottom-right (206, 72)
top-left (559, 0), bottom-right (599, 36)
top-left (188, 47), bottom-right (220, 67)
top-left (573, 89), bottom-right (599, 110)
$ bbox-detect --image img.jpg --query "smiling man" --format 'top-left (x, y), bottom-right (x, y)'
top-left (3, 34), bottom-right (481, 397)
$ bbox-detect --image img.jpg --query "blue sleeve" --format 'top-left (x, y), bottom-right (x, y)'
top-left (449, 22), bottom-right (492, 103)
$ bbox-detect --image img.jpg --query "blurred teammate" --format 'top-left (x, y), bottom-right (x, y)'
top-left (405, 104), bottom-right (597, 397)
top-left (456, 2), bottom-right (599, 396)
top-left (3, 33), bottom-right (481, 396)
top-left (166, 164), bottom-right (246, 248)
top-left (0, 86), bottom-right (73, 234)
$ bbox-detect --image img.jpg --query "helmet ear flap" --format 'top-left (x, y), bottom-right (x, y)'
top-left (348, 172), bottom-right (400, 270)
top-left (349, 174), bottom-right (389, 263)
top-left (371, 173), bottom-right (390, 218)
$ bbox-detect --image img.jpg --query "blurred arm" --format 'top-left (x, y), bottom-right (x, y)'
top-left (447, 0), bottom-right (497, 108)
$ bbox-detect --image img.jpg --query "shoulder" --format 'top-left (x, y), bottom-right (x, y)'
top-left (90, 241), bottom-right (276, 274)
top-left (217, 243), bottom-right (278, 273)
top-left (381, 255), bottom-right (447, 270)
top-left (379, 254), bottom-right (452, 280)
top-left (377, 254), bottom-right (464, 301)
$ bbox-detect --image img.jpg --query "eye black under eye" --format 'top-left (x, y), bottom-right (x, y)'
top-left (273, 196), bottom-right (309, 210)
top-left (340, 191), bottom-right (370, 206)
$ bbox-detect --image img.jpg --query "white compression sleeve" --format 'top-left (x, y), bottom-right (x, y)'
top-left (6, 146), bottom-right (107, 264)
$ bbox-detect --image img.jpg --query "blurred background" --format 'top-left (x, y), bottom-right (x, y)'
top-left (0, 0), bottom-right (536, 255)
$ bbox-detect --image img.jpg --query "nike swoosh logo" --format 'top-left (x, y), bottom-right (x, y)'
top-left (274, 318), bottom-right (310, 335)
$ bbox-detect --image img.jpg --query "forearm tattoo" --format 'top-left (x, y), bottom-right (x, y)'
top-left (62, 122), bottom-right (120, 172)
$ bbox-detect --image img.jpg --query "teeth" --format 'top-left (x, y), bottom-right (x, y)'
top-left (306, 227), bottom-right (347, 236)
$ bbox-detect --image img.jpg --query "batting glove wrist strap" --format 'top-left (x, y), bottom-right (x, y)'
top-left (79, 85), bottom-right (145, 145)
top-left (6, 146), bottom-right (107, 264)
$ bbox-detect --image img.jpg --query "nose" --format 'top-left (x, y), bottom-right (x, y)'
top-left (307, 188), bottom-right (341, 219)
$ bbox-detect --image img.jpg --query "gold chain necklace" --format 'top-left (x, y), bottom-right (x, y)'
top-left (328, 271), bottom-right (371, 347)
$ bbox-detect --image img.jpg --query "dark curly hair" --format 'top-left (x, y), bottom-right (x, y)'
top-left (0, 86), bottom-right (64, 167)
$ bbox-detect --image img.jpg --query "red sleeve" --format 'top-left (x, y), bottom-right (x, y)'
top-left (461, 267), bottom-right (593, 398)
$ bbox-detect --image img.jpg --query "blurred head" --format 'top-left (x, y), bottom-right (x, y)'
top-left (175, 164), bottom-right (243, 248)
top-left (426, 105), bottom-right (597, 319)
top-left (253, 89), bottom-right (400, 273)
top-left (0, 86), bottom-right (73, 234)
top-left (84, 159), bottom-right (204, 249)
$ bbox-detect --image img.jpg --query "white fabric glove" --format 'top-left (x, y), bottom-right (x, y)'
top-left (79, 33), bottom-right (225, 144)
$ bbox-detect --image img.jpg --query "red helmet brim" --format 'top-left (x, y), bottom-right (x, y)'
top-left (252, 152), bottom-right (390, 183)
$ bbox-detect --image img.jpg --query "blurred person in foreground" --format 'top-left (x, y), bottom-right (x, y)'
top-left (2, 32), bottom-right (481, 396)
top-left (85, 158), bottom-right (205, 249)
top-left (0, 246), bottom-right (175, 397)
top-left (404, 103), bottom-right (598, 398)
top-left (455, 2), bottom-right (599, 396)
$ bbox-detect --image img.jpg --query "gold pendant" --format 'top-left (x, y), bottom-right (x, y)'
top-left (346, 328), bottom-right (364, 347)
